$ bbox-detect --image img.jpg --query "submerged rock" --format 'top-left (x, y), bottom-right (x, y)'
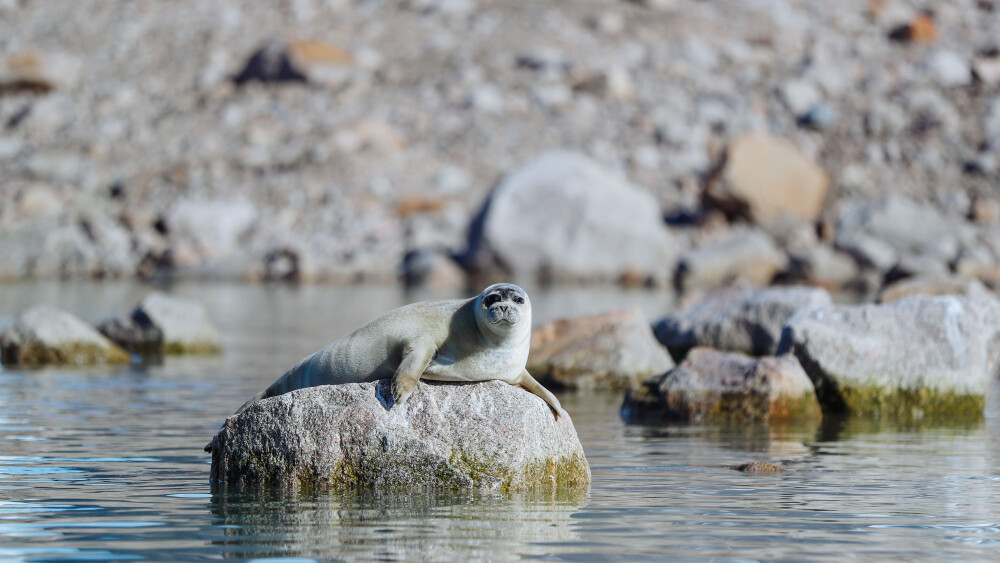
top-left (100, 292), bottom-right (221, 355)
top-left (653, 285), bottom-right (831, 361)
top-left (208, 380), bottom-right (590, 492)
top-left (621, 348), bottom-right (820, 424)
top-left (733, 461), bottom-right (784, 473)
top-left (776, 295), bottom-right (1000, 418)
top-left (527, 308), bottom-right (674, 390)
top-left (0, 305), bottom-right (129, 366)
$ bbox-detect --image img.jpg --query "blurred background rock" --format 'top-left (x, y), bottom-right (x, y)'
top-left (2, 0), bottom-right (999, 299)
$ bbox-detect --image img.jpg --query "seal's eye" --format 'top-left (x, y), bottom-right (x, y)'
top-left (513, 296), bottom-right (524, 304)
top-left (484, 294), bottom-right (501, 307)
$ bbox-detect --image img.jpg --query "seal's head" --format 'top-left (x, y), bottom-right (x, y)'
top-left (476, 283), bottom-right (531, 337)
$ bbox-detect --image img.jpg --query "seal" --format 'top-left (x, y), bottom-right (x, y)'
top-left (234, 282), bottom-right (562, 418)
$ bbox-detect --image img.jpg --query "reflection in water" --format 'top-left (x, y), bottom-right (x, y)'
top-left (210, 488), bottom-right (586, 560)
top-left (1, 282), bottom-right (1000, 559)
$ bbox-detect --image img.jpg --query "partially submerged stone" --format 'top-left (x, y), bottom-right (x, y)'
top-left (208, 380), bottom-right (590, 493)
top-left (733, 461), bottom-right (784, 473)
top-left (0, 305), bottom-right (129, 366)
top-left (100, 292), bottom-right (221, 355)
top-left (528, 308), bottom-right (674, 390)
top-left (776, 295), bottom-right (1000, 419)
top-left (621, 348), bottom-right (820, 424)
top-left (653, 285), bottom-right (831, 361)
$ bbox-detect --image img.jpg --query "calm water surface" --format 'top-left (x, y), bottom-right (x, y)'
top-left (1, 282), bottom-right (999, 561)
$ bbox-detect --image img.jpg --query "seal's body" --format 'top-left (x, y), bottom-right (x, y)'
top-left (235, 283), bottom-right (562, 418)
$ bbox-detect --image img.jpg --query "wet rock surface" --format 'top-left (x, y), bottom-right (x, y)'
top-left (527, 308), bottom-right (674, 391)
top-left (0, 305), bottom-right (129, 366)
top-left (208, 380), bottom-right (590, 493)
top-left (621, 347), bottom-right (820, 424)
top-left (99, 293), bottom-right (221, 355)
top-left (776, 295), bottom-right (1000, 419)
top-left (653, 285), bottom-right (831, 361)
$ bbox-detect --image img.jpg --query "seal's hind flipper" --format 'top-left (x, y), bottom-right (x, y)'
top-left (514, 369), bottom-right (563, 420)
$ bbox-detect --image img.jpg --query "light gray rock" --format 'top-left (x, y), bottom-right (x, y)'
top-left (776, 295), bottom-right (1000, 418)
top-left (527, 308), bottom-right (674, 391)
top-left (779, 79), bottom-right (821, 117)
top-left (925, 49), bottom-right (972, 88)
top-left (654, 285), bottom-right (831, 361)
top-left (464, 151), bottom-right (680, 284)
top-left (675, 228), bottom-right (787, 292)
top-left (1, 305), bottom-right (129, 366)
top-left (119, 292), bottom-right (222, 354)
top-left (208, 380), bottom-right (590, 492)
top-left (621, 347), bottom-right (820, 423)
top-left (834, 196), bottom-right (974, 274)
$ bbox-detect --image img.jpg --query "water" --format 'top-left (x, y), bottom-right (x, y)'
top-left (1, 281), bottom-right (999, 561)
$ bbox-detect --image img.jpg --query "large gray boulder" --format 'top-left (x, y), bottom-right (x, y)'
top-left (1, 305), bottom-right (130, 366)
top-left (208, 380), bottom-right (591, 492)
top-left (100, 292), bottom-right (221, 355)
top-left (527, 308), bottom-right (674, 390)
top-left (653, 285), bottom-right (831, 361)
top-left (776, 295), bottom-right (1000, 418)
top-left (463, 151), bottom-right (680, 284)
top-left (621, 347), bottom-right (821, 424)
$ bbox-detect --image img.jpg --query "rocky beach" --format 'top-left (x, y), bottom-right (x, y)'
top-left (1, 0), bottom-right (998, 296)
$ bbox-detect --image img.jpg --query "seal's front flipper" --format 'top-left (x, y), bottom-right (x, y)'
top-left (515, 369), bottom-right (564, 420)
top-left (391, 339), bottom-right (435, 406)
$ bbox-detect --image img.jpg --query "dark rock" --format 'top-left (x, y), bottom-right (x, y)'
top-left (208, 380), bottom-right (591, 493)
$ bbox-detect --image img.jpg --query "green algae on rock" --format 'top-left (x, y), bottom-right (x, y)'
top-left (207, 380), bottom-right (590, 493)
top-left (621, 347), bottom-right (821, 424)
top-left (777, 295), bottom-right (1000, 419)
top-left (0, 305), bottom-right (130, 367)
